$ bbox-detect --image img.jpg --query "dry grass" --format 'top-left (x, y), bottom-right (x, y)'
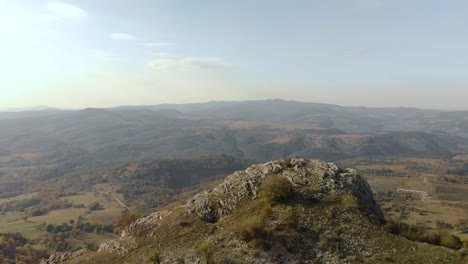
top-left (0, 192), bottom-right (38, 204)
top-left (357, 164), bottom-right (408, 172)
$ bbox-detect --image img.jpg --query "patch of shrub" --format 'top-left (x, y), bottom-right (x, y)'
top-left (249, 238), bottom-right (271, 251)
top-left (387, 221), bottom-right (443, 246)
top-left (259, 203), bottom-right (272, 219)
top-left (322, 192), bottom-right (359, 208)
top-left (218, 258), bottom-right (236, 264)
top-left (260, 174), bottom-right (292, 202)
top-left (147, 249), bottom-right (162, 263)
top-left (239, 216), bottom-right (271, 250)
top-left (88, 202), bottom-right (104, 211)
top-left (240, 217), bottom-right (268, 243)
top-left (280, 158), bottom-right (292, 168)
top-left (440, 235), bottom-right (463, 250)
top-left (195, 241), bottom-right (217, 264)
top-left (30, 208), bottom-right (46, 216)
top-left (114, 213), bottom-right (137, 229)
top-left (84, 241), bottom-right (98, 251)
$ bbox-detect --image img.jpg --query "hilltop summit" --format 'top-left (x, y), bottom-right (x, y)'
top-left (52, 159), bottom-right (459, 264)
top-left (187, 158), bottom-right (384, 223)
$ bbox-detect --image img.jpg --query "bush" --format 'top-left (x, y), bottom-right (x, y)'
top-left (322, 192), bottom-right (359, 208)
top-left (440, 235), bottom-right (463, 250)
top-left (195, 241), bottom-right (217, 264)
top-left (259, 203), bottom-right (272, 219)
top-left (88, 202), bottom-right (104, 211)
top-left (114, 213), bottom-right (137, 228)
top-left (240, 217), bottom-right (268, 243)
top-left (147, 249), bottom-right (162, 263)
top-left (238, 216), bottom-right (272, 250)
top-left (280, 158), bottom-right (292, 168)
top-left (30, 208), bottom-right (46, 216)
top-left (387, 221), bottom-right (441, 245)
top-left (260, 174), bottom-right (292, 202)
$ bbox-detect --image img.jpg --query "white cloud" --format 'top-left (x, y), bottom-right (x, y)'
top-left (147, 58), bottom-right (179, 71)
top-left (180, 57), bottom-right (229, 69)
top-left (144, 42), bottom-right (174, 47)
top-left (44, 2), bottom-right (87, 23)
top-left (148, 57), bottom-right (229, 71)
top-left (111, 33), bottom-right (137, 40)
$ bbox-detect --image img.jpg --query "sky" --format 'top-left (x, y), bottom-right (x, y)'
top-left (1, 0), bottom-right (468, 110)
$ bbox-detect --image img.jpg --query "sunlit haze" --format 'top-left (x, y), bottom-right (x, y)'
top-left (1, 0), bottom-right (468, 109)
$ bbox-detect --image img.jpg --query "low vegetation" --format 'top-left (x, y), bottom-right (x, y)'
top-left (146, 249), bottom-right (162, 263)
top-left (260, 173), bottom-right (292, 202)
top-left (0, 232), bottom-right (48, 263)
top-left (194, 241), bottom-right (217, 264)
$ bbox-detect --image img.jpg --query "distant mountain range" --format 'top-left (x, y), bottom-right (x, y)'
top-left (3, 99), bottom-right (467, 134)
top-left (0, 105), bottom-right (67, 113)
top-left (0, 100), bottom-right (467, 166)
top-left (112, 99), bottom-right (468, 135)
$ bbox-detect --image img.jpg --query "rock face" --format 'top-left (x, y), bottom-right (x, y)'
top-left (40, 249), bottom-right (89, 264)
top-left (93, 158), bottom-right (385, 260)
top-left (98, 210), bottom-right (171, 255)
top-left (97, 158), bottom-right (384, 260)
top-left (187, 158), bottom-right (384, 223)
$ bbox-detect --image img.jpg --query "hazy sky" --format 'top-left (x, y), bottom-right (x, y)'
top-left (1, 0), bottom-right (468, 109)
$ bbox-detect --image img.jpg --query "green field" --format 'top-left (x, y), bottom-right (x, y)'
top-left (0, 191), bottom-right (124, 244)
top-left (434, 185), bottom-right (468, 201)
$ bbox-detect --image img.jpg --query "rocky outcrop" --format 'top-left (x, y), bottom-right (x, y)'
top-left (97, 237), bottom-right (136, 256)
top-left (95, 157), bottom-right (384, 258)
top-left (97, 210), bottom-right (171, 255)
top-left (187, 158), bottom-right (384, 223)
top-left (397, 188), bottom-right (432, 200)
top-left (40, 249), bottom-right (89, 264)
top-left (123, 210), bottom-right (171, 237)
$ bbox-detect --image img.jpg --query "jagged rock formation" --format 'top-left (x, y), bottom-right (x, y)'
top-left (397, 188), bottom-right (432, 200)
top-left (61, 159), bottom-right (459, 264)
top-left (187, 158), bottom-right (383, 223)
top-left (97, 211), bottom-right (171, 255)
top-left (40, 249), bottom-right (89, 264)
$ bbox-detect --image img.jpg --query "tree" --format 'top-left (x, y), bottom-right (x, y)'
top-left (114, 213), bottom-right (137, 229)
top-left (88, 202), bottom-right (104, 211)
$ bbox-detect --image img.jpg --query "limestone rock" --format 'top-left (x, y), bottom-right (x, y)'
top-left (97, 210), bottom-right (171, 255)
top-left (40, 249), bottom-right (89, 264)
top-left (187, 158), bottom-right (383, 223)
